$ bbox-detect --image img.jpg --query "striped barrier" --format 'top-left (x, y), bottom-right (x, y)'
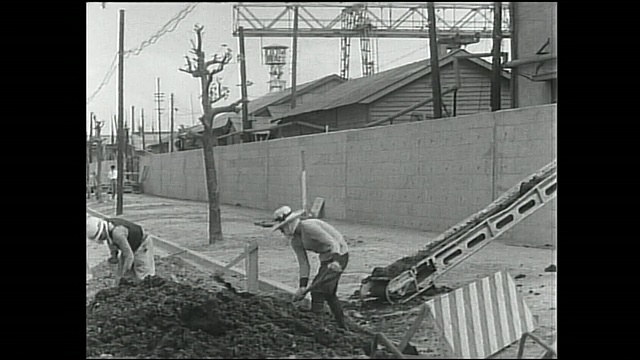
top-left (424, 271), bottom-right (536, 358)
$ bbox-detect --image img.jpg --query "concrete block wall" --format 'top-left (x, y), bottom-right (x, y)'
top-left (343, 112), bottom-right (495, 230)
top-left (493, 105), bottom-right (557, 247)
top-left (140, 104), bottom-right (556, 247)
top-left (218, 141), bottom-right (269, 209)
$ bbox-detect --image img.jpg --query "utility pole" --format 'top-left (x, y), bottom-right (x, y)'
top-left (131, 105), bottom-right (135, 146)
top-left (141, 108), bottom-right (146, 150)
top-left (111, 116), bottom-right (115, 145)
top-left (86, 131), bottom-right (91, 199)
top-left (491, 2), bottom-right (503, 112)
top-left (509, 2), bottom-right (518, 109)
top-left (116, 8), bottom-right (125, 215)
top-left (170, 93), bottom-right (175, 152)
top-left (125, 126), bottom-right (131, 176)
top-left (155, 77), bottom-right (164, 153)
top-left (427, 2), bottom-right (443, 119)
top-left (95, 120), bottom-right (104, 202)
top-left (238, 27), bottom-right (250, 141)
top-left (290, 6), bottom-right (299, 109)
top-left (89, 112), bottom-right (94, 163)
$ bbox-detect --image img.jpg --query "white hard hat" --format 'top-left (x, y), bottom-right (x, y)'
top-left (87, 216), bottom-right (107, 242)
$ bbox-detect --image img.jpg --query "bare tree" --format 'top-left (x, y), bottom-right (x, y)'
top-left (180, 25), bottom-right (244, 244)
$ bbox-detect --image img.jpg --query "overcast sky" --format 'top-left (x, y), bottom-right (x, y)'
top-left (86, 2), bottom-right (509, 135)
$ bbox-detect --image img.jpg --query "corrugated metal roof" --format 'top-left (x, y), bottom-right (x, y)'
top-left (246, 74), bottom-right (345, 115)
top-left (276, 49), bottom-right (510, 121)
top-left (178, 74), bottom-right (345, 135)
top-left (266, 104), bottom-right (291, 119)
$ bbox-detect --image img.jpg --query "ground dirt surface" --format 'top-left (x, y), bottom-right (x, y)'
top-left (87, 274), bottom-right (383, 359)
top-left (87, 194), bottom-right (556, 358)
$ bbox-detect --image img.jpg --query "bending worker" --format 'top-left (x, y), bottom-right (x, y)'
top-left (86, 216), bottom-right (156, 285)
top-left (272, 206), bottom-right (349, 329)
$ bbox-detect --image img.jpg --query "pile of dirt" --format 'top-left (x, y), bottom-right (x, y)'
top-left (86, 256), bottom-right (229, 307)
top-left (86, 275), bottom-right (376, 359)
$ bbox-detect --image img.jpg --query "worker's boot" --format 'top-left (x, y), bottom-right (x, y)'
top-left (326, 294), bottom-right (347, 330)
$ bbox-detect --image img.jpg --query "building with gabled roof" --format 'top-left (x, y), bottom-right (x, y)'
top-left (174, 74), bottom-right (346, 148)
top-left (270, 48), bottom-right (511, 138)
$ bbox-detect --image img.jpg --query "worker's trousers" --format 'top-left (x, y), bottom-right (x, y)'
top-left (310, 253), bottom-right (349, 329)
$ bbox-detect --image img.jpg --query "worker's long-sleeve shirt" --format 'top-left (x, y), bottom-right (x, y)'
top-left (291, 219), bottom-right (348, 280)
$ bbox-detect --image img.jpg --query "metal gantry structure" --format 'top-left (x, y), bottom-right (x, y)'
top-left (233, 2), bottom-right (511, 79)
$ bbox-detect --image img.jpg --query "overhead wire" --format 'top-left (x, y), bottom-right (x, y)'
top-left (86, 3), bottom-right (199, 105)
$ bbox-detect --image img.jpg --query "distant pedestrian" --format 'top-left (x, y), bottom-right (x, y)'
top-left (86, 216), bottom-right (156, 285)
top-left (88, 171), bottom-right (97, 195)
top-left (108, 165), bottom-right (118, 199)
top-left (271, 205), bottom-right (350, 329)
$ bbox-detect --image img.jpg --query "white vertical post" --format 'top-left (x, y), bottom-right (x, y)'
top-left (301, 150), bottom-right (307, 213)
top-left (245, 241), bottom-right (259, 293)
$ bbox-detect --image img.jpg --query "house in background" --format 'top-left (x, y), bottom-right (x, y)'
top-left (130, 131), bottom-right (172, 154)
top-left (270, 48), bottom-right (511, 138)
top-left (146, 131), bottom-right (183, 153)
top-left (174, 74), bottom-right (346, 149)
top-left (174, 113), bottom-right (242, 151)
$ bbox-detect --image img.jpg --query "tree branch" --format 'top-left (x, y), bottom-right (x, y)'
top-left (210, 93), bottom-right (225, 105)
top-left (211, 98), bottom-right (244, 115)
top-left (194, 24), bottom-right (204, 54)
top-left (205, 49), bottom-right (232, 70)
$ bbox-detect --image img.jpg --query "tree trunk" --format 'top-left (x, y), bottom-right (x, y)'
top-left (200, 129), bottom-right (223, 243)
top-left (86, 136), bottom-right (91, 199)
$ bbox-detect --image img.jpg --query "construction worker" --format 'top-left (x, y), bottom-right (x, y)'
top-left (86, 216), bottom-right (155, 285)
top-left (272, 205), bottom-right (349, 329)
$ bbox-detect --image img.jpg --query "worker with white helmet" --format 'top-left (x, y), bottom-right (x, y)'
top-left (86, 216), bottom-right (155, 285)
top-left (272, 205), bottom-right (349, 329)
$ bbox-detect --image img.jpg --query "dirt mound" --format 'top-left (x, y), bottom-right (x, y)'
top-left (86, 275), bottom-right (375, 359)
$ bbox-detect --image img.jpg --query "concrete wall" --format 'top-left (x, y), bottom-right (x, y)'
top-left (139, 150), bottom-right (208, 201)
top-left (140, 104), bottom-right (557, 247)
top-left (493, 105), bottom-right (557, 247)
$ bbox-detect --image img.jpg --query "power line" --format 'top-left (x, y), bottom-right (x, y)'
top-left (125, 3), bottom-right (198, 57)
top-left (86, 54), bottom-right (118, 105)
top-left (86, 3), bottom-right (199, 105)
top-left (381, 45), bottom-right (426, 70)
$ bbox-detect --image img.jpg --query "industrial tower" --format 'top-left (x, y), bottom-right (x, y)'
top-left (233, 2), bottom-right (511, 80)
top-left (262, 44), bottom-right (288, 92)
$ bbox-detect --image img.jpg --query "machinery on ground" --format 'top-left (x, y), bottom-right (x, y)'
top-left (359, 159), bottom-right (557, 304)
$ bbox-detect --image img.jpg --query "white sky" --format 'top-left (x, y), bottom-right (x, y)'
top-left (86, 2), bottom-right (509, 135)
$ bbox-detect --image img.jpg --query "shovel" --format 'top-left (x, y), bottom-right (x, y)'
top-left (292, 268), bottom-right (342, 303)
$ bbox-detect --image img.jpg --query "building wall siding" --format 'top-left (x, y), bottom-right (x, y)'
top-left (369, 60), bottom-right (511, 126)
